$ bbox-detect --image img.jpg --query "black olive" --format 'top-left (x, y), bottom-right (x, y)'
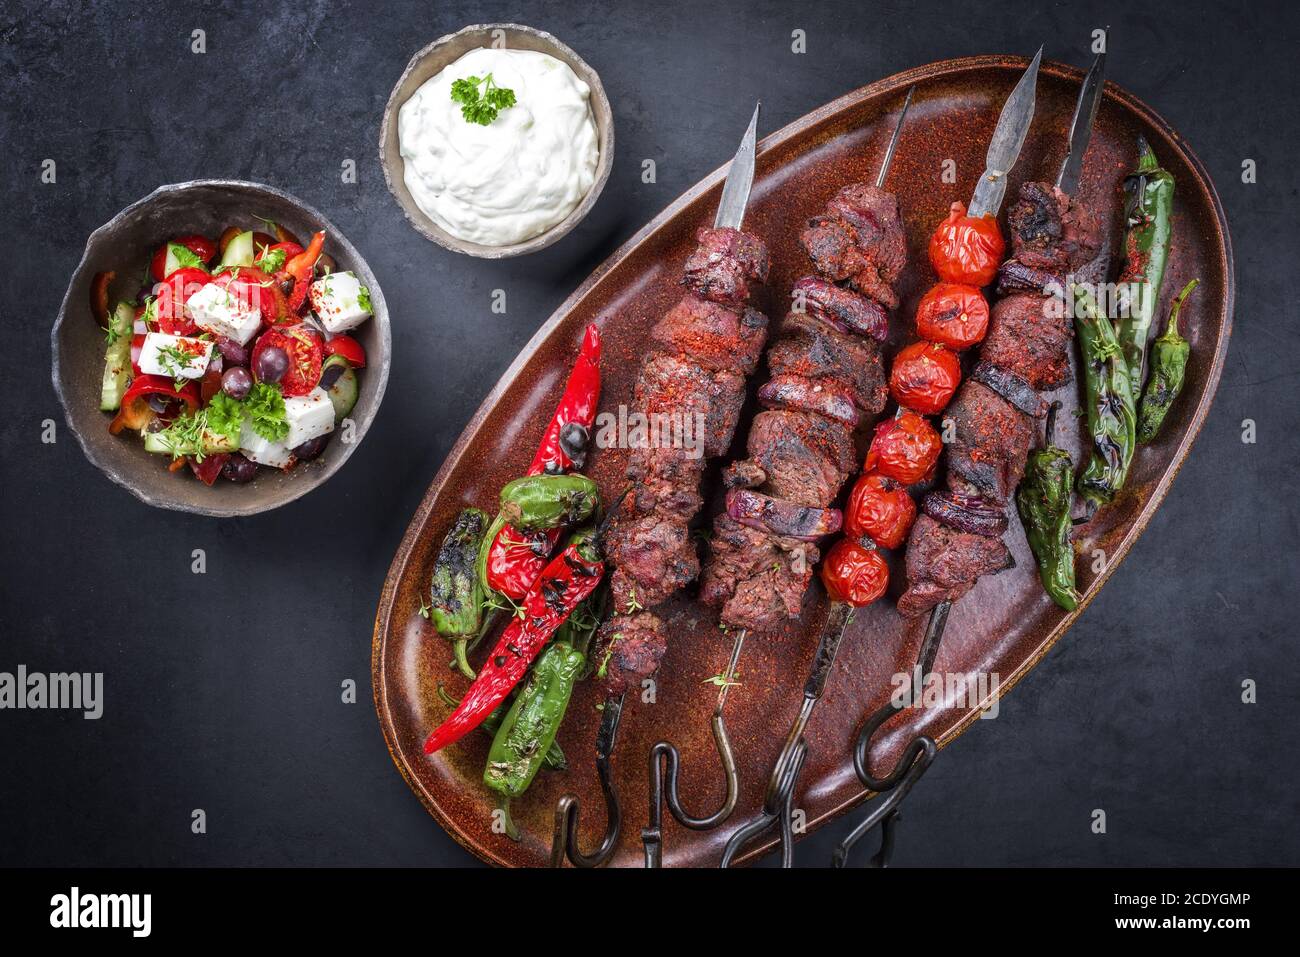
top-left (280, 278), bottom-right (294, 295)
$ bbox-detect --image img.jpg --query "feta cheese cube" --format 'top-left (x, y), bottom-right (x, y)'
top-left (283, 387), bottom-right (335, 449)
top-left (137, 333), bottom-right (212, 379)
top-left (239, 419), bottom-right (291, 469)
top-left (185, 281), bottom-right (262, 345)
top-left (309, 271), bottom-right (372, 334)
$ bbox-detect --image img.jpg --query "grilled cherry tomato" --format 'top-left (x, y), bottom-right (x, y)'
top-left (820, 539), bottom-right (889, 607)
top-left (889, 341), bottom-right (962, 414)
top-left (154, 267), bottom-right (210, 335)
top-left (253, 326), bottom-right (322, 397)
top-left (323, 334), bottom-right (366, 367)
top-left (929, 203), bottom-right (1005, 286)
top-left (915, 282), bottom-right (990, 350)
top-left (149, 235), bottom-right (216, 281)
top-left (864, 411), bottom-right (943, 485)
top-left (845, 472), bottom-right (917, 549)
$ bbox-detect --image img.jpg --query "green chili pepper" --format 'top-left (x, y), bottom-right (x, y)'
top-left (498, 474), bottom-right (600, 533)
top-left (484, 641), bottom-right (587, 807)
top-left (1137, 279), bottom-right (1198, 443)
top-left (1074, 284), bottom-right (1138, 512)
top-left (1115, 137), bottom-right (1175, 397)
top-left (436, 685), bottom-right (566, 771)
top-left (429, 508), bottom-right (488, 675)
top-left (1016, 403), bottom-right (1080, 611)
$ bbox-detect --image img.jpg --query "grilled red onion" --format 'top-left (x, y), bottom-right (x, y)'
top-left (972, 361), bottom-right (1049, 418)
top-left (996, 258), bottom-right (1064, 296)
top-left (726, 487), bottom-right (842, 541)
top-left (757, 374), bottom-right (860, 428)
top-left (922, 489), bottom-right (1009, 538)
top-left (792, 276), bottom-right (889, 342)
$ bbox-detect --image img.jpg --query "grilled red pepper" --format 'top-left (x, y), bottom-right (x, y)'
top-left (425, 527), bottom-right (605, 754)
top-left (108, 375), bottom-right (199, 434)
top-left (484, 325), bottom-right (602, 600)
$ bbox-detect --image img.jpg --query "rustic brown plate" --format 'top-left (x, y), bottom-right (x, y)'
top-left (372, 55), bottom-right (1233, 867)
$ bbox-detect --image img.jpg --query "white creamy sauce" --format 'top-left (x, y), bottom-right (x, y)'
top-left (398, 47), bottom-right (599, 246)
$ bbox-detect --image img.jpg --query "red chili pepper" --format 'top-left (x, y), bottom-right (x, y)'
top-left (928, 202), bottom-right (1005, 286)
top-left (109, 376), bottom-right (199, 434)
top-left (280, 230), bottom-right (325, 312)
top-left (864, 411), bottom-right (943, 485)
top-left (424, 528), bottom-right (605, 754)
top-left (485, 324), bottom-right (602, 600)
top-left (820, 539), bottom-right (889, 607)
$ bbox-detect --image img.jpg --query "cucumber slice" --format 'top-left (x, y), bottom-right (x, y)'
top-left (164, 242), bottom-right (208, 277)
top-left (326, 366), bottom-right (358, 424)
top-left (99, 302), bottom-right (135, 411)
top-left (142, 427), bottom-right (238, 455)
top-left (218, 230), bottom-right (255, 270)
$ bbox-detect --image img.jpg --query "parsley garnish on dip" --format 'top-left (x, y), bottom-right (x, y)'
top-left (397, 47), bottom-right (599, 246)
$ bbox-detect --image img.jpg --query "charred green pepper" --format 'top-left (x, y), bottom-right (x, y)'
top-left (1137, 279), bottom-right (1198, 443)
top-left (1074, 284), bottom-right (1137, 514)
top-left (429, 508), bottom-right (489, 678)
top-left (1016, 403), bottom-right (1080, 611)
top-left (1115, 137), bottom-right (1176, 396)
top-left (498, 474), bottom-right (599, 533)
top-left (437, 686), bottom-right (566, 771)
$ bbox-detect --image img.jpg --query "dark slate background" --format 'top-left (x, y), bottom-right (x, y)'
top-left (2, 0), bottom-right (1297, 868)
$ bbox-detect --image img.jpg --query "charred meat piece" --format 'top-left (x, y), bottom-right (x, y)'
top-left (800, 185), bottom-right (906, 309)
top-left (997, 258), bottom-right (1064, 296)
top-left (1006, 181), bottom-right (1102, 273)
top-left (746, 409), bottom-right (858, 508)
top-left (897, 515), bottom-right (1014, 618)
top-left (650, 296), bottom-right (769, 375)
top-left (726, 487), bottom-right (843, 541)
top-left (791, 276), bottom-right (890, 341)
top-left (608, 515), bottom-right (698, 610)
top-left (682, 227), bottom-right (771, 307)
top-left (757, 373), bottom-right (860, 428)
top-left (700, 514), bottom-right (819, 632)
top-left (767, 311), bottom-right (887, 415)
top-left (722, 459), bottom-right (767, 489)
top-left (945, 381), bottom-right (1035, 504)
top-left (595, 611), bottom-right (668, 698)
top-left (632, 353), bottom-right (747, 460)
top-left (979, 292), bottom-right (1074, 391)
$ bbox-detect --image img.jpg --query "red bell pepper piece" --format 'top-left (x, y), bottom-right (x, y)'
top-left (484, 324), bottom-right (602, 600)
top-left (280, 230), bottom-right (325, 312)
top-left (424, 528), bottom-right (606, 754)
top-left (109, 376), bottom-right (199, 434)
top-left (90, 271), bottom-right (114, 328)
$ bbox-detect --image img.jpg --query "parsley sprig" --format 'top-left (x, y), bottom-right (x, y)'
top-left (450, 72), bottom-right (516, 126)
top-left (245, 382), bottom-right (289, 442)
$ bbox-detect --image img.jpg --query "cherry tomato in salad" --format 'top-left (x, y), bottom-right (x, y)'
top-left (864, 411), bottom-right (943, 485)
top-left (210, 266), bottom-right (291, 324)
top-left (253, 326), bottom-right (322, 397)
top-left (915, 282), bottom-right (990, 350)
top-left (928, 202), bottom-right (1005, 286)
top-left (889, 341), bottom-right (962, 415)
top-left (820, 539), bottom-right (889, 607)
top-left (845, 472), bottom-right (917, 550)
top-left (149, 235), bottom-right (216, 281)
top-left (154, 267), bottom-right (210, 335)
top-left (323, 335), bottom-right (366, 368)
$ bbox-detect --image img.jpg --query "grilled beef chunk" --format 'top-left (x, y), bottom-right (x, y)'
top-left (596, 612), bottom-right (668, 698)
top-left (758, 373), bottom-right (860, 428)
top-left (1006, 181), bottom-right (1102, 273)
top-left (980, 292), bottom-right (1074, 391)
top-left (745, 409), bottom-right (858, 508)
top-left (633, 353), bottom-right (747, 460)
top-left (700, 515), bottom-right (819, 632)
top-left (650, 297), bottom-right (769, 374)
top-left (767, 311), bottom-right (887, 414)
top-left (945, 381), bottom-right (1035, 504)
top-left (897, 515), bottom-right (1014, 617)
top-left (682, 227), bottom-right (771, 307)
top-left (609, 515), bottom-right (698, 609)
top-left (791, 276), bottom-right (890, 341)
top-left (723, 459), bottom-right (767, 489)
top-left (800, 185), bottom-right (906, 309)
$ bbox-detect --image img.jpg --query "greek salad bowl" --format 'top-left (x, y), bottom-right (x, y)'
top-left (51, 180), bottom-right (391, 517)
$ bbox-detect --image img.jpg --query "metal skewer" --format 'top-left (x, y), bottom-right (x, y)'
top-left (836, 38), bottom-right (1108, 868)
top-left (551, 105), bottom-right (762, 868)
top-left (716, 88), bottom-right (916, 868)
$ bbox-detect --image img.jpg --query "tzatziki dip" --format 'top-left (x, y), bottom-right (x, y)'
top-left (398, 47), bottom-right (599, 247)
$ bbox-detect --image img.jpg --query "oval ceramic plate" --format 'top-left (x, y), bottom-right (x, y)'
top-left (372, 56), bottom-right (1233, 867)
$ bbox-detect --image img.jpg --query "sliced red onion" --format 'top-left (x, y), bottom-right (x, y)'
top-left (792, 276), bottom-right (889, 341)
top-left (726, 487), bottom-right (842, 541)
top-left (972, 361), bottom-right (1049, 418)
top-left (922, 490), bottom-right (1009, 538)
top-left (757, 374), bottom-right (860, 428)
